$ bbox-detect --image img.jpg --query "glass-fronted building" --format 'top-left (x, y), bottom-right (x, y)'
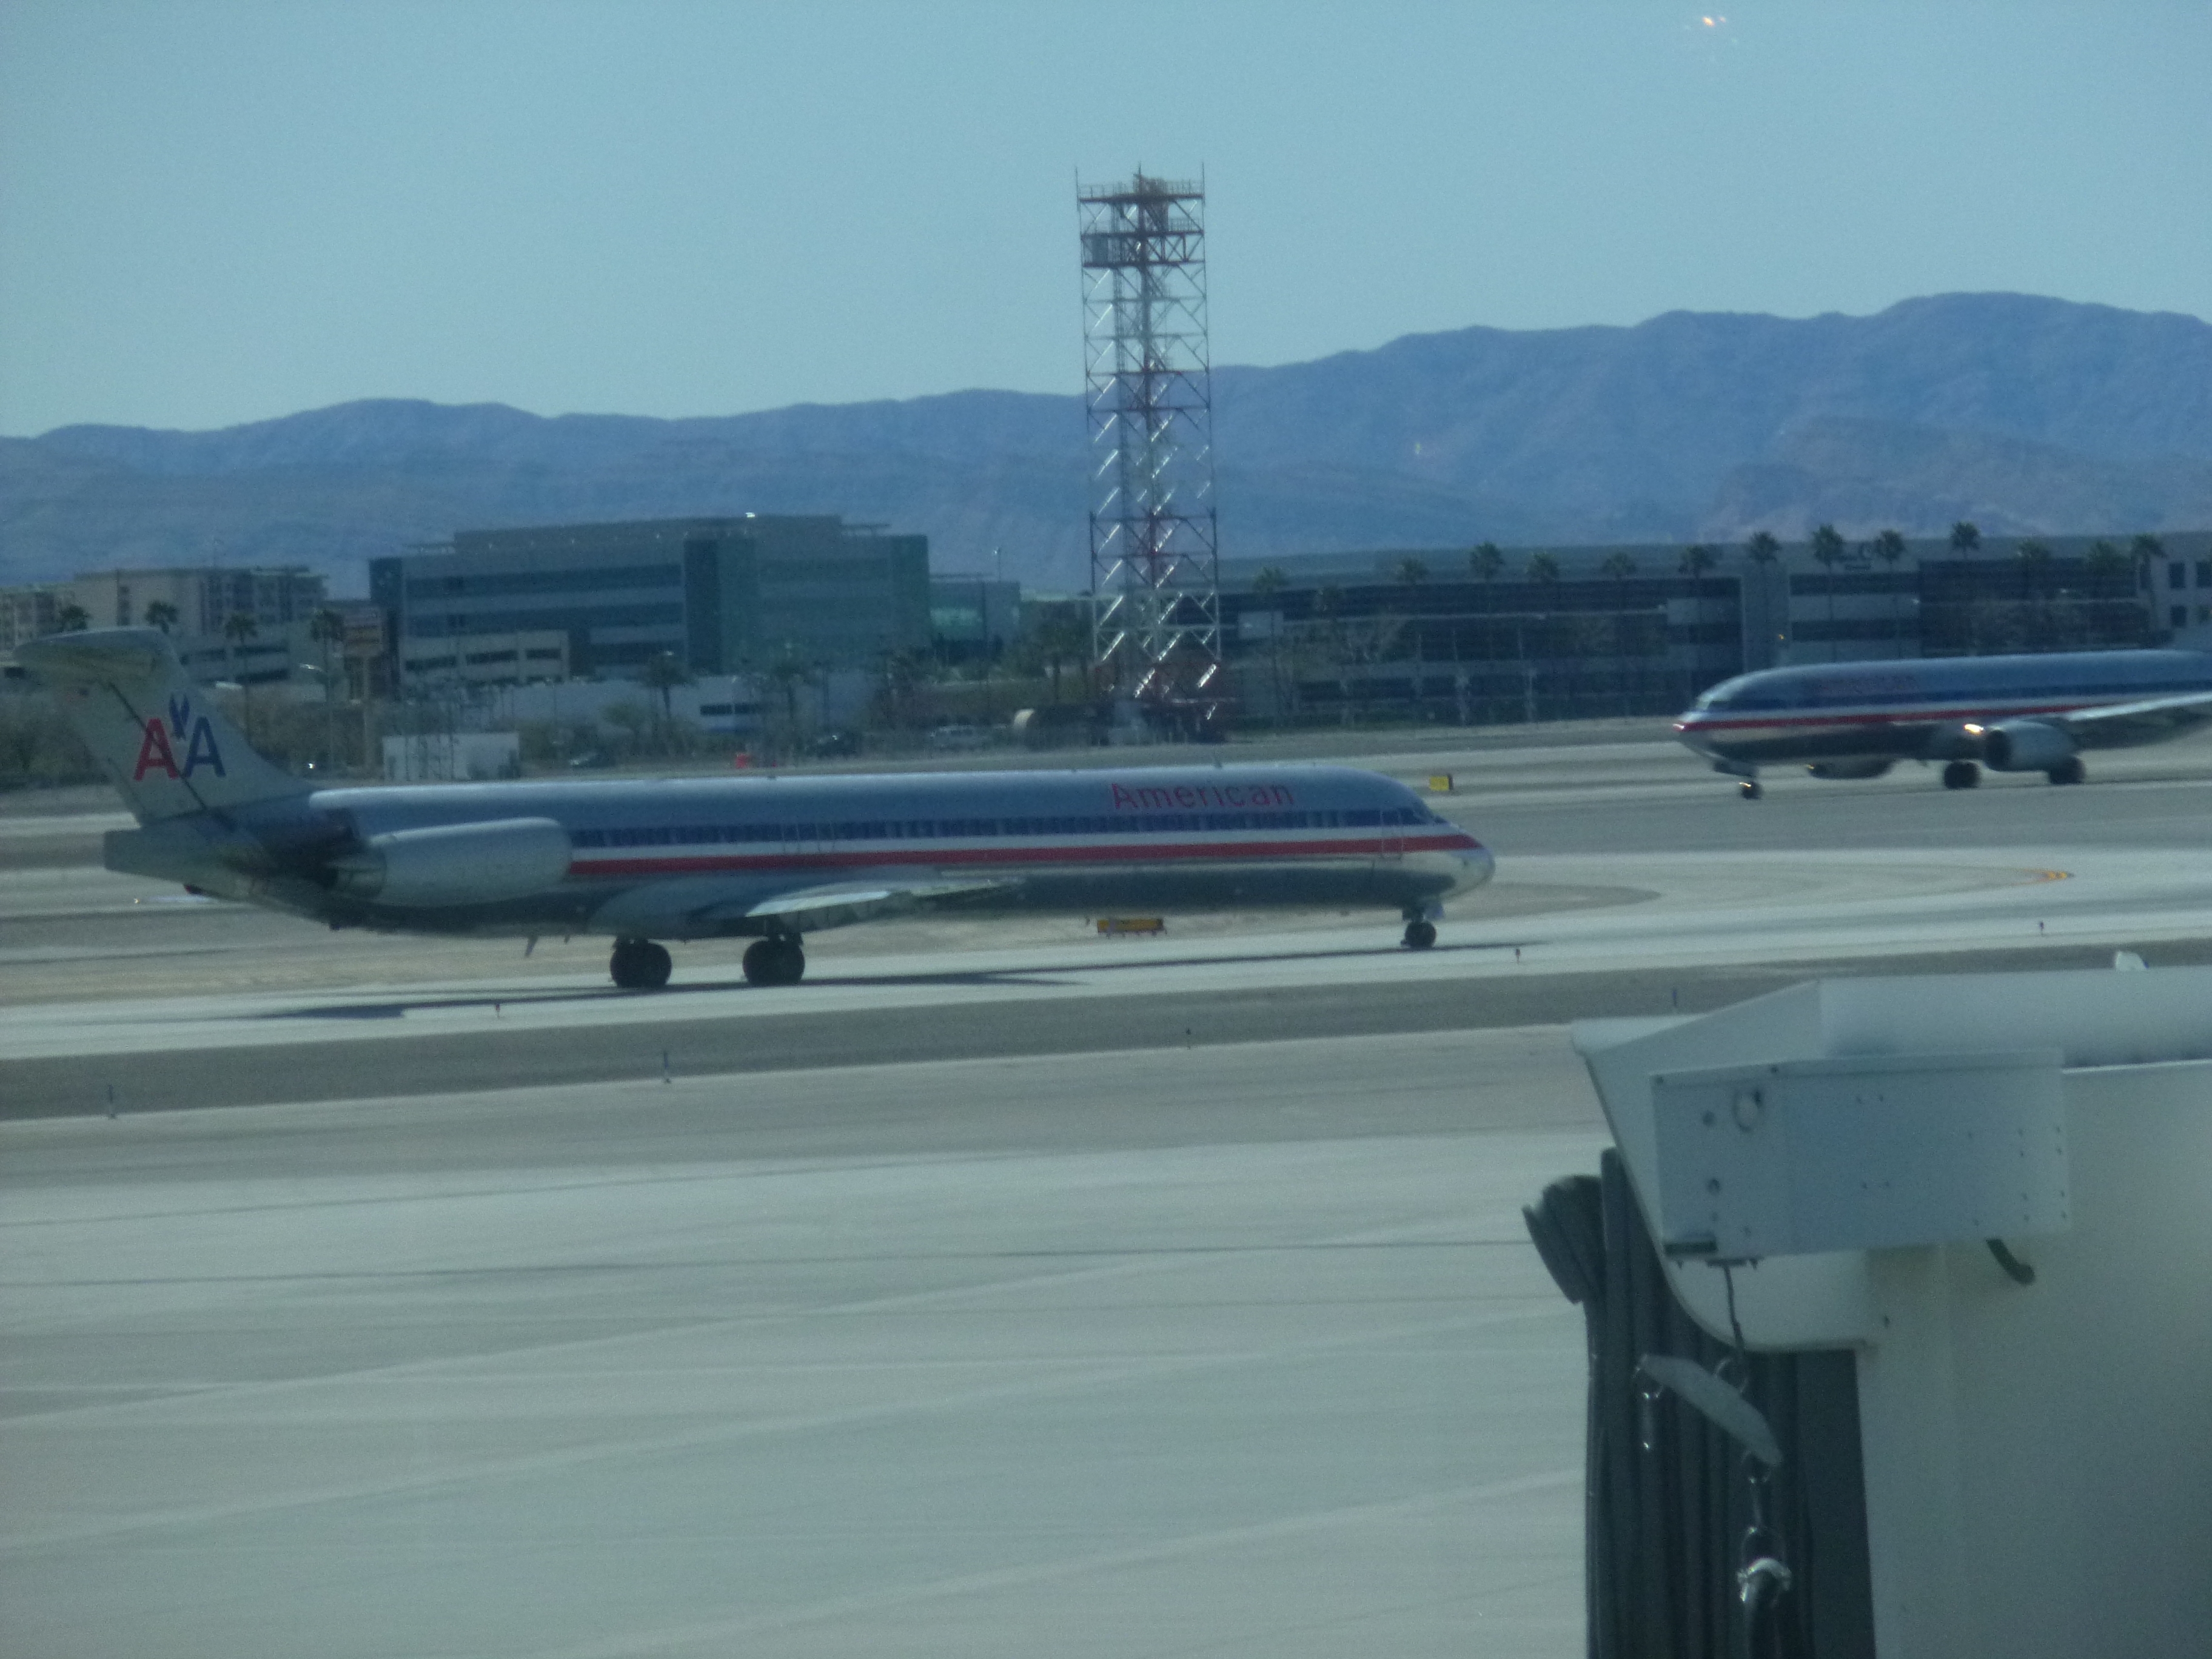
top-left (370, 516), bottom-right (931, 684)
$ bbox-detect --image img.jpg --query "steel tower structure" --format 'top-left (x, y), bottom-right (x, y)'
top-left (1079, 172), bottom-right (1221, 726)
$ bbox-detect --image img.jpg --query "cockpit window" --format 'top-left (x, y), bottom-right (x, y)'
top-left (1692, 680), bottom-right (1744, 711)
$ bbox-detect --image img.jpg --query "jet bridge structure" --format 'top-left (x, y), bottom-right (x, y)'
top-left (1529, 966), bottom-right (2212, 1658)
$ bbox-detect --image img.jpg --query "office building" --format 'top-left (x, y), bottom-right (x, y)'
top-left (67, 566), bottom-right (328, 635)
top-left (370, 515), bottom-right (931, 686)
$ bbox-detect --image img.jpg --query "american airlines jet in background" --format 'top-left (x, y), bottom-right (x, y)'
top-left (24, 629), bottom-right (1494, 988)
top-left (1675, 648), bottom-right (2212, 799)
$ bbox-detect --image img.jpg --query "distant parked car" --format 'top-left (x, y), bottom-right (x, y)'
top-left (926, 724), bottom-right (989, 752)
top-left (809, 729), bottom-right (862, 758)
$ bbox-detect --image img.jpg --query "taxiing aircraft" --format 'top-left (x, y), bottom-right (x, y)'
top-left (1674, 648), bottom-right (2212, 799)
top-left (24, 628), bottom-right (1494, 987)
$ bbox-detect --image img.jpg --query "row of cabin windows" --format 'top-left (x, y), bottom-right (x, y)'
top-left (569, 805), bottom-right (1437, 850)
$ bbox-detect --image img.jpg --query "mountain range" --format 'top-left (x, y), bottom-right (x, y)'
top-left (5, 292), bottom-right (2210, 595)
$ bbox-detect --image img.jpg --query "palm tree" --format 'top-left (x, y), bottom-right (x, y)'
top-left (1024, 603), bottom-right (1092, 704)
top-left (222, 609), bottom-right (258, 675)
top-left (2085, 540), bottom-right (2127, 589)
top-left (143, 599), bottom-right (179, 634)
top-left (1469, 541), bottom-right (1505, 585)
top-left (55, 603), bottom-right (90, 634)
top-left (1393, 558), bottom-right (1430, 718)
top-left (1674, 545), bottom-right (1719, 705)
top-left (1597, 552), bottom-right (1639, 711)
top-left (765, 646), bottom-right (817, 752)
top-left (1740, 531), bottom-right (1785, 663)
top-left (2015, 540), bottom-right (2057, 647)
top-left (1872, 529), bottom-right (1907, 652)
top-left (1313, 584), bottom-right (1350, 725)
top-left (2083, 540), bottom-right (2130, 646)
top-left (220, 610), bottom-right (260, 745)
top-left (1810, 524), bottom-right (1846, 659)
top-left (1249, 566), bottom-right (1289, 722)
top-left (1521, 554), bottom-right (1560, 722)
top-left (639, 650), bottom-right (692, 754)
top-left (1946, 523), bottom-right (1986, 651)
top-left (307, 606), bottom-right (346, 702)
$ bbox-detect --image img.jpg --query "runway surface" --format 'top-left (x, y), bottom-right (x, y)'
top-left (2, 1031), bottom-right (1600, 1659)
top-left (7, 725), bottom-right (2212, 1656)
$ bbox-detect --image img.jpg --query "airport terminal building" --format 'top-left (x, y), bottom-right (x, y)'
top-left (1218, 531), bottom-right (2205, 723)
top-left (370, 515), bottom-right (931, 686)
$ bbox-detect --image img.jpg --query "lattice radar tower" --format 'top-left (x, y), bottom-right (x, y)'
top-left (1079, 172), bottom-right (1221, 727)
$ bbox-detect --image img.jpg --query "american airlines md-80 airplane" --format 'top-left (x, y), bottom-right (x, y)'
top-left (1674, 648), bottom-right (2212, 798)
top-left (24, 629), bottom-right (1493, 988)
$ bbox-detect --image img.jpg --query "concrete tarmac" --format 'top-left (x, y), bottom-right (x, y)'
top-left (9, 726), bottom-right (2212, 1655)
top-left (1, 1031), bottom-right (1601, 1659)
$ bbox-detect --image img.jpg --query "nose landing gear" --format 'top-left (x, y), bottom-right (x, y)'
top-left (743, 935), bottom-right (806, 987)
top-left (1739, 779), bottom-right (1763, 800)
top-left (1942, 760), bottom-right (1981, 791)
top-left (1402, 918), bottom-right (1438, 950)
top-left (609, 938), bottom-right (672, 990)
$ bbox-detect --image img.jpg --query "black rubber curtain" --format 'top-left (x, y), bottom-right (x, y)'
top-left (1524, 1151), bottom-right (1876, 1659)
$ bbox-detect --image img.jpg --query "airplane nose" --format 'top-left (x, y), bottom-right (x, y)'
top-left (1453, 842), bottom-right (1496, 890)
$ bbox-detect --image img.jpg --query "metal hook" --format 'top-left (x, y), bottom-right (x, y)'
top-left (1637, 1373), bottom-right (1664, 1453)
top-left (1738, 1554), bottom-right (1794, 1613)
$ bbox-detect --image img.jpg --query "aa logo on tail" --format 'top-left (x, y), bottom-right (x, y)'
top-left (134, 695), bottom-right (226, 781)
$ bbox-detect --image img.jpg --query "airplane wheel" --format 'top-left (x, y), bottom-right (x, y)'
top-left (1403, 919), bottom-right (1438, 951)
top-left (1942, 761), bottom-right (1981, 791)
top-left (743, 938), bottom-right (806, 987)
top-left (611, 939), bottom-right (672, 990)
top-left (1739, 780), bottom-right (1763, 801)
top-left (2048, 757), bottom-right (2086, 786)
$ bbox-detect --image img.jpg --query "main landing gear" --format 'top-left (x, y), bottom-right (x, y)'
top-left (1942, 760), bottom-right (1981, 791)
top-left (609, 937), bottom-right (672, 990)
top-left (1714, 762), bottom-right (1761, 800)
top-left (2048, 757), bottom-right (2086, 786)
top-left (742, 935), bottom-right (806, 987)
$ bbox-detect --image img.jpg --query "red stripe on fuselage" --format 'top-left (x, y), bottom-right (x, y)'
top-left (568, 831), bottom-right (1480, 879)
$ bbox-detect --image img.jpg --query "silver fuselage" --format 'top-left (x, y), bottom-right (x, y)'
top-left (1674, 649), bottom-right (2212, 768)
top-left (116, 763), bottom-right (1494, 941)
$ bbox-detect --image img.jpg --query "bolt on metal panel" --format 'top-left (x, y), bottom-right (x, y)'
top-left (1649, 1050), bottom-right (2072, 1261)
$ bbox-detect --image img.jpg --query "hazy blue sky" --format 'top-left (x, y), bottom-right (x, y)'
top-left (4, 2), bottom-right (2208, 436)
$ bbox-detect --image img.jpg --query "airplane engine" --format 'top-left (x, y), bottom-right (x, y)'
top-left (1805, 759), bottom-right (1894, 780)
top-left (332, 817), bottom-right (572, 907)
top-left (1981, 720), bottom-right (2077, 773)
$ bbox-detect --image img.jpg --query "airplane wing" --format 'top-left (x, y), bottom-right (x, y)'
top-left (714, 874), bottom-right (1014, 932)
top-left (2049, 690), bottom-right (2212, 750)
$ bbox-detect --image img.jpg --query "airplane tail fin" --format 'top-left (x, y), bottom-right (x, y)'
top-left (17, 628), bottom-right (310, 823)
